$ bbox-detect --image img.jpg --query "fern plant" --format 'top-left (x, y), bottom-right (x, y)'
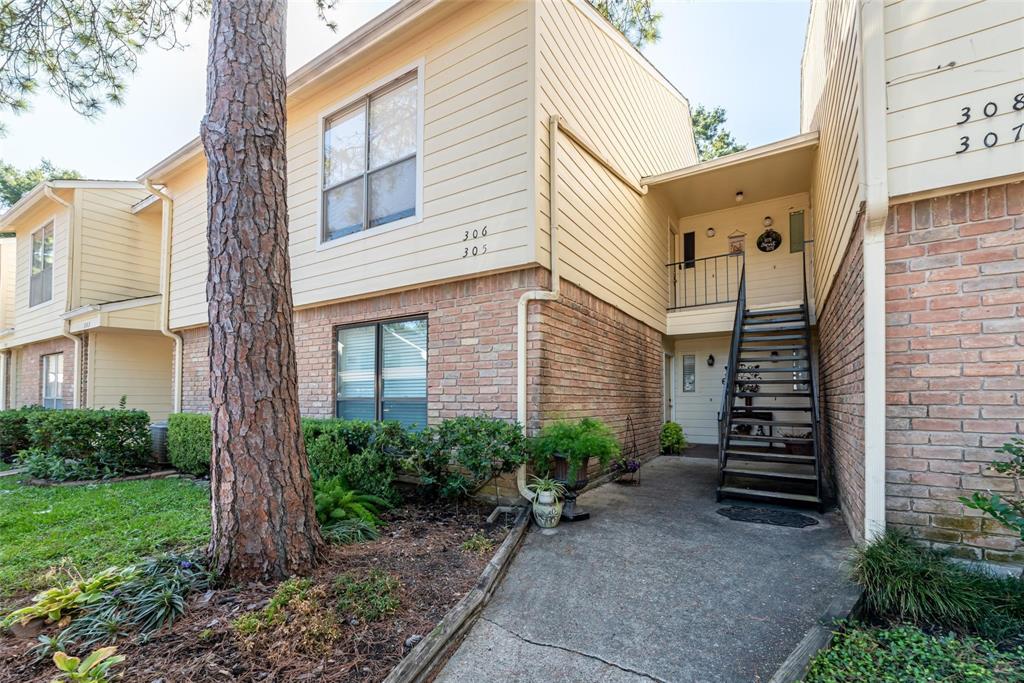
top-left (313, 477), bottom-right (391, 529)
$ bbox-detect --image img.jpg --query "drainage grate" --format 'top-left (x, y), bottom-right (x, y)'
top-left (716, 506), bottom-right (819, 528)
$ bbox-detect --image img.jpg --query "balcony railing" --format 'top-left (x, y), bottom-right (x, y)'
top-left (667, 252), bottom-right (744, 311)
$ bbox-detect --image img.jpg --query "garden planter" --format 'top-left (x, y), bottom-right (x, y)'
top-left (551, 454), bottom-right (590, 522)
top-left (531, 490), bottom-right (562, 528)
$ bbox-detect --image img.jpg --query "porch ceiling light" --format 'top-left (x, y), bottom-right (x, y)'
top-left (706, 227), bottom-right (716, 238)
top-left (735, 191), bottom-right (744, 202)
top-left (763, 216), bottom-right (774, 227)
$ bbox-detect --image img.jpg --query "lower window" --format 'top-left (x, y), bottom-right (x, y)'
top-left (41, 353), bottom-right (64, 409)
top-left (336, 318), bottom-right (427, 429)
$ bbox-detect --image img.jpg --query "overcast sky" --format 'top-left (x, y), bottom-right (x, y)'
top-left (0, 0), bottom-right (809, 179)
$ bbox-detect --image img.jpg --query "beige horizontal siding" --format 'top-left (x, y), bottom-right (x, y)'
top-left (800, 0), bottom-right (864, 312)
top-left (78, 188), bottom-right (161, 306)
top-left (535, 0), bottom-right (696, 333)
top-left (7, 202), bottom-right (70, 347)
top-left (87, 330), bottom-right (173, 421)
top-left (166, 1), bottom-right (536, 329)
top-left (884, 0), bottom-right (1024, 198)
top-left (0, 237), bottom-right (15, 330)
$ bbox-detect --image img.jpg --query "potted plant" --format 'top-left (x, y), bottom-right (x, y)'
top-left (611, 455), bottom-right (641, 484)
top-left (660, 421), bottom-right (687, 455)
top-left (527, 476), bottom-right (566, 528)
top-left (531, 418), bottom-right (619, 521)
top-left (781, 430), bottom-right (813, 455)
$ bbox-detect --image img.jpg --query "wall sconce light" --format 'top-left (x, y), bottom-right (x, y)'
top-left (706, 227), bottom-right (716, 238)
top-left (735, 191), bottom-right (744, 203)
top-left (762, 216), bottom-right (774, 228)
top-left (707, 354), bottom-right (715, 367)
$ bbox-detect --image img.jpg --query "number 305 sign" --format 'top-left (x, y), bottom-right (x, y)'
top-left (955, 93), bottom-right (1024, 154)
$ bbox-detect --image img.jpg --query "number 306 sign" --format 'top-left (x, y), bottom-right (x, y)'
top-left (955, 93), bottom-right (1024, 154)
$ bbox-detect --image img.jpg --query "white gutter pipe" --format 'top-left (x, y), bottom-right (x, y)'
top-left (144, 181), bottom-right (184, 415)
top-left (44, 185), bottom-right (82, 409)
top-left (514, 115), bottom-right (648, 500)
top-left (860, 0), bottom-right (889, 542)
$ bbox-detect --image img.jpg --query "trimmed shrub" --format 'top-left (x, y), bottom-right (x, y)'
top-left (412, 415), bottom-right (529, 499)
top-left (19, 408), bottom-right (151, 480)
top-left (167, 413), bottom-right (212, 476)
top-left (0, 406), bottom-right (43, 460)
top-left (302, 418), bottom-right (376, 457)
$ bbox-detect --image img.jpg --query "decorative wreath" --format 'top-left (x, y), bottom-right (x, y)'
top-left (756, 229), bottom-right (782, 253)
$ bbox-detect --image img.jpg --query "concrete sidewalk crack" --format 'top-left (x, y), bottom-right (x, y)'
top-left (481, 617), bottom-right (668, 683)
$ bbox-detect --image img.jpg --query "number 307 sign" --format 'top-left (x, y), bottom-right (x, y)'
top-left (955, 93), bottom-right (1024, 154)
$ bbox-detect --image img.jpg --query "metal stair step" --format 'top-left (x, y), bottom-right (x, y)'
top-left (742, 323), bottom-right (807, 333)
top-left (742, 379), bottom-right (810, 384)
top-left (744, 316), bottom-right (806, 326)
top-left (724, 449), bottom-right (815, 465)
top-left (730, 406), bottom-right (813, 414)
top-left (738, 355), bottom-right (809, 363)
top-left (735, 391), bottom-right (811, 398)
top-left (744, 307), bottom-right (805, 318)
top-left (729, 434), bottom-right (814, 444)
top-left (740, 344), bottom-right (808, 352)
top-left (735, 367), bottom-right (810, 373)
top-left (729, 418), bottom-right (814, 427)
top-left (717, 486), bottom-right (821, 505)
top-left (723, 467), bottom-right (817, 482)
top-left (742, 334), bottom-right (808, 342)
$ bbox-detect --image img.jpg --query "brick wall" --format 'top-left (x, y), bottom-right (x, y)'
top-left (175, 268), bottom-right (665, 471)
top-left (531, 278), bottom-right (664, 466)
top-left (13, 337), bottom-right (77, 408)
top-left (885, 180), bottom-right (1024, 564)
top-left (180, 326), bottom-right (211, 414)
top-left (177, 268), bottom-right (547, 421)
top-left (818, 214), bottom-right (867, 542)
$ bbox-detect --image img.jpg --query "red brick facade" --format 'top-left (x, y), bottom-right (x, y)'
top-left (176, 268), bottom-right (665, 462)
top-left (818, 214), bottom-right (867, 541)
top-left (531, 278), bottom-right (664, 462)
top-left (885, 181), bottom-right (1024, 563)
top-left (12, 337), bottom-right (77, 408)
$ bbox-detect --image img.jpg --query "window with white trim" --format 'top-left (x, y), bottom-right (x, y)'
top-left (30, 223), bottom-right (54, 307)
top-left (41, 353), bottom-right (64, 409)
top-left (336, 318), bottom-right (427, 429)
top-left (322, 72), bottom-right (419, 242)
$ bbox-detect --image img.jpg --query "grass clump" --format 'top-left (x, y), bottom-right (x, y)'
top-left (803, 623), bottom-right (1024, 682)
top-left (334, 569), bottom-right (400, 623)
top-left (461, 531), bottom-right (494, 555)
top-left (0, 477), bottom-right (209, 596)
top-left (851, 529), bottom-right (1024, 643)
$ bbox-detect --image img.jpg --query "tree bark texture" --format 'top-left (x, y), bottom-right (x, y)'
top-left (201, 0), bottom-right (323, 582)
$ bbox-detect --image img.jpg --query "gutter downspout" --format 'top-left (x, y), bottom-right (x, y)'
top-left (860, 0), bottom-right (889, 542)
top-left (144, 181), bottom-right (183, 415)
top-left (514, 115), bottom-right (649, 500)
top-left (44, 185), bottom-right (82, 409)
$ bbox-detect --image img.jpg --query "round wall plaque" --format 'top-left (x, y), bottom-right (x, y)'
top-left (756, 229), bottom-right (782, 253)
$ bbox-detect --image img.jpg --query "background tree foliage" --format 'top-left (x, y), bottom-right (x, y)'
top-left (0, 159), bottom-right (81, 209)
top-left (692, 104), bottom-right (746, 161)
top-left (588, 0), bottom-right (662, 48)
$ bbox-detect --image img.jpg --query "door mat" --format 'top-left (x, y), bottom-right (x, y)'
top-left (716, 506), bottom-right (819, 528)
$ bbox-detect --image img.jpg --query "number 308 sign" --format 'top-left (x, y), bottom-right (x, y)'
top-left (955, 93), bottom-right (1024, 154)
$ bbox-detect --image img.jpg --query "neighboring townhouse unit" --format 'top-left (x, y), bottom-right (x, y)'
top-left (0, 181), bottom-right (175, 421)
top-left (142, 0), bottom-right (696, 458)
top-left (798, 0), bottom-right (1024, 562)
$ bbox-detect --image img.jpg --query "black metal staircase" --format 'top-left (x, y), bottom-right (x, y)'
top-left (716, 262), bottom-right (824, 509)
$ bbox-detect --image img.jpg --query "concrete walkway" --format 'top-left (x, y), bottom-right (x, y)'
top-left (437, 456), bottom-right (853, 683)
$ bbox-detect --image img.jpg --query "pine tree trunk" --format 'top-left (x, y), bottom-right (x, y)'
top-left (200, 0), bottom-right (323, 581)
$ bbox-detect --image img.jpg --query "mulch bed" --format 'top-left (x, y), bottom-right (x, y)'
top-left (0, 500), bottom-right (512, 683)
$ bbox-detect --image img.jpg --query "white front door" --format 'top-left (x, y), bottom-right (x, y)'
top-left (663, 353), bottom-right (673, 422)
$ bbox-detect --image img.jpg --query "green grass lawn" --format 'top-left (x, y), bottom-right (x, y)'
top-left (0, 476), bottom-right (209, 597)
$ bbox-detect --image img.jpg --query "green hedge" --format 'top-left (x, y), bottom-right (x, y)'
top-left (15, 408), bottom-right (151, 480)
top-left (167, 413), bottom-right (213, 477)
top-left (165, 414), bottom-right (528, 502)
top-left (0, 406), bottom-right (43, 461)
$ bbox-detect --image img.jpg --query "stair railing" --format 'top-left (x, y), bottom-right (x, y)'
top-left (801, 241), bottom-right (824, 504)
top-left (717, 265), bottom-right (747, 483)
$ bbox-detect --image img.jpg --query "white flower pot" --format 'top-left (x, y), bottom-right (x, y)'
top-left (532, 490), bottom-right (562, 528)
